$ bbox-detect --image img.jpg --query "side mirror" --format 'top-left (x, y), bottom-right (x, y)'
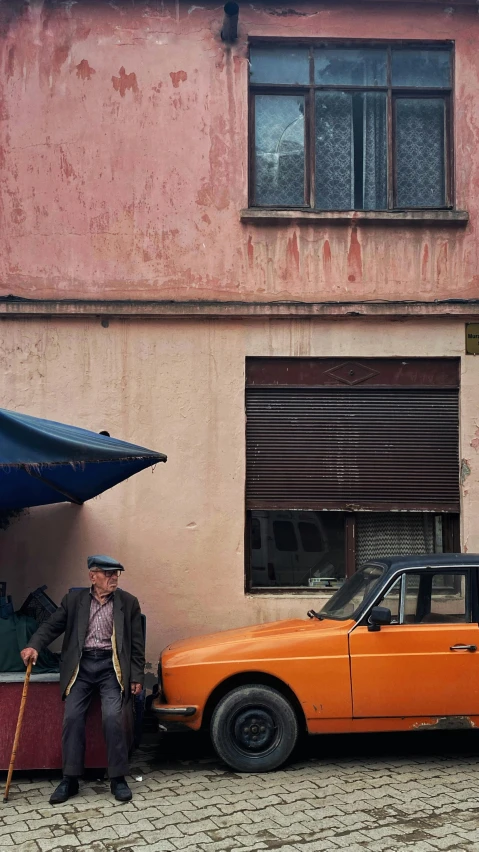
top-left (368, 606), bottom-right (392, 632)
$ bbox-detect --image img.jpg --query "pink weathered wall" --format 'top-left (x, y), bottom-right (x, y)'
top-left (1, 316), bottom-right (478, 668)
top-left (1, 0), bottom-right (479, 303)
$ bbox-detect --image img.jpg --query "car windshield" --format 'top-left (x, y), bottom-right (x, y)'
top-left (319, 563), bottom-right (386, 620)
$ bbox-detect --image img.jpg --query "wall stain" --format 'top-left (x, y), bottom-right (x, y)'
top-left (6, 46), bottom-right (15, 79)
top-left (247, 235), bottom-right (254, 269)
top-left (286, 231), bottom-right (300, 273)
top-left (170, 70), bottom-right (187, 88)
top-left (112, 67), bottom-right (139, 98)
top-left (421, 243), bottom-right (429, 280)
top-left (347, 227), bottom-right (362, 282)
top-left (60, 149), bottom-right (76, 181)
top-left (436, 241), bottom-right (448, 285)
top-left (323, 239), bottom-right (332, 275)
top-left (76, 59), bottom-right (95, 81)
top-left (470, 428), bottom-right (479, 451)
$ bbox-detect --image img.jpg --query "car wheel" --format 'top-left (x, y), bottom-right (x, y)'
top-left (210, 685), bottom-right (299, 772)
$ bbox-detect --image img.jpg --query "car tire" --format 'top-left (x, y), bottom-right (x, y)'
top-left (210, 684), bottom-right (299, 772)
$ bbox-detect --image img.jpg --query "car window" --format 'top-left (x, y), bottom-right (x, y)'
top-left (404, 571), bottom-right (469, 624)
top-left (320, 562), bottom-right (385, 620)
top-left (273, 520), bottom-right (297, 551)
top-left (378, 576), bottom-right (401, 624)
top-left (298, 522), bottom-right (323, 552)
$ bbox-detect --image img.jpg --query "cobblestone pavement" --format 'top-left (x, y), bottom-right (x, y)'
top-left (2, 730), bottom-right (479, 852)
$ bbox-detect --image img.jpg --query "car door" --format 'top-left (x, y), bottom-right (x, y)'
top-left (349, 568), bottom-right (479, 718)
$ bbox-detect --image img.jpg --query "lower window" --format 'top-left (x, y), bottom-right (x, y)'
top-left (247, 510), bottom-right (458, 591)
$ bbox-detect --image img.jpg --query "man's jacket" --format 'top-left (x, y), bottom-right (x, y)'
top-left (28, 588), bottom-right (145, 699)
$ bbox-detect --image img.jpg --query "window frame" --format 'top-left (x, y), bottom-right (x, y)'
top-left (374, 568), bottom-right (473, 625)
top-left (248, 38), bottom-right (454, 212)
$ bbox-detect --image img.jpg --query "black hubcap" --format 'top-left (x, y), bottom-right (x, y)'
top-left (233, 708), bottom-right (277, 753)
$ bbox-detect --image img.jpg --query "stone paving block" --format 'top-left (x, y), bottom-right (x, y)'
top-left (26, 816), bottom-right (68, 830)
top-left (87, 813), bottom-right (130, 831)
top-left (37, 836), bottom-right (80, 851)
top-left (169, 832), bottom-right (213, 848)
top-left (114, 819), bottom-right (157, 837)
top-left (211, 813), bottom-right (254, 829)
top-left (2, 818), bottom-right (30, 831)
top-left (0, 841), bottom-right (40, 852)
top-left (130, 841), bottom-right (176, 852)
top-left (74, 827), bottom-right (120, 844)
top-left (11, 827), bottom-right (55, 844)
top-left (143, 822), bottom-right (184, 839)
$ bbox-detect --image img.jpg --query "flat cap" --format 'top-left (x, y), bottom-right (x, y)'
top-left (87, 554), bottom-right (124, 572)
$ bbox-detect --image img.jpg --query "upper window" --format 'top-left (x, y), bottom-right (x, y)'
top-left (249, 43), bottom-right (453, 211)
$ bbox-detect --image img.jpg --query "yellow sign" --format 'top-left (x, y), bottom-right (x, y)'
top-left (466, 324), bottom-right (479, 355)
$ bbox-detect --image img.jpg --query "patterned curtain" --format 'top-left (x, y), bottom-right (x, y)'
top-left (395, 98), bottom-right (445, 208)
top-left (363, 92), bottom-right (387, 210)
top-left (315, 91), bottom-right (387, 211)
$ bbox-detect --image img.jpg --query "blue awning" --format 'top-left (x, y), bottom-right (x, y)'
top-left (0, 408), bottom-right (167, 510)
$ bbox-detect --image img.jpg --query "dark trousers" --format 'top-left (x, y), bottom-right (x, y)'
top-left (62, 650), bottom-right (129, 778)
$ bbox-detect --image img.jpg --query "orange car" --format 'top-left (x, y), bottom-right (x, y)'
top-left (152, 554), bottom-right (479, 772)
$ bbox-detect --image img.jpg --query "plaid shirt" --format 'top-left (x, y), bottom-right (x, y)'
top-left (83, 588), bottom-right (114, 650)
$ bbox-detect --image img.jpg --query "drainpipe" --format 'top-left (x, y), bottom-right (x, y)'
top-left (221, 2), bottom-right (239, 42)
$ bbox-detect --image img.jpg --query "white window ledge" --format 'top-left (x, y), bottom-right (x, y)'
top-left (240, 208), bottom-right (469, 226)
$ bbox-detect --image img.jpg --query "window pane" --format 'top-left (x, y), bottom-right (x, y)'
top-left (251, 517), bottom-right (262, 550)
top-left (250, 46), bottom-right (309, 84)
top-left (315, 91), bottom-right (387, 211)
top-left (392, 49), bottom-right (451, 88)
top-left (314, 48), bottom-right (387, 86)
top-left (379, 576), bottom-right (401, 623)
top-left (356, 512), bottom-right (435, 569)
top-left (250, 510), bottom-right (345, 588)
top-left (273, 521), bottom-right (297, 551)
top-left (395, 98), bottom-right (445, 208)
top-left (404, 572), bottom-right (468, 624)
top-left (255, 95), bottom-right (305, 206)
top-left (315, 91), bottom-right (353, 210)
top-left (430, 573), bottom-right (467, 622)
top-left (299, 522), bottom-right (323, 552)
top-left (320, 562), bottom-right (384, 619)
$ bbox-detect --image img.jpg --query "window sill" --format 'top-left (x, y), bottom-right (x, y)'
top-left (240, 208), bottom-right (469, 226)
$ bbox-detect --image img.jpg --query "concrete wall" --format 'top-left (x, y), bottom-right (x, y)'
top-left (1, 0), bottom-right (479, 303)
top-left (1, 317), bottom-right (478, 673)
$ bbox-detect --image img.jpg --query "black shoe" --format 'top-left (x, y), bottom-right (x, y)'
top-left (110, 776), bottom-right (132, 802)
top-left (49, 776), bottom-right (79, 805)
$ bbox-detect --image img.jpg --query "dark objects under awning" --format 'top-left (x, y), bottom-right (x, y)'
top-left (0, 408), bottom-right (167, 510)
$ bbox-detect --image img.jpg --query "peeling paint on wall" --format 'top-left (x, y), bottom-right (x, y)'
top-left (0, 0), bottom-right (478, 302)
top-left (461, 459), bottom-right (471, 484)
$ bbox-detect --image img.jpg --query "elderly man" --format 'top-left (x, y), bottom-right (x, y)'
top-left (21, 555), bottom-right (145, 805)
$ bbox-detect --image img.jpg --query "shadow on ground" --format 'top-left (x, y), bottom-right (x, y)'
top-left (141, 726), bottom-right (479, 772)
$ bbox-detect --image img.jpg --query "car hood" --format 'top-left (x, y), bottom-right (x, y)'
top-left (162, 616), bottom-right (347, 660)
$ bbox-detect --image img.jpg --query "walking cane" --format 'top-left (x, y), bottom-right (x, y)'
top-left (3, 659), bottom-right (33, 803)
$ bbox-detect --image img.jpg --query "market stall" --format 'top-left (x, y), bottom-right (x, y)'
top-left (0, 407), bottom-right (166, 771)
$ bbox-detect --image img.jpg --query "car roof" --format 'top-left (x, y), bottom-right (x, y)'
top-left (367, 554), bottom-right (479, 571)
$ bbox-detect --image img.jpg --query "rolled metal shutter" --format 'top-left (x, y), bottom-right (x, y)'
top-left (246, 387), bottom-right (459, 512)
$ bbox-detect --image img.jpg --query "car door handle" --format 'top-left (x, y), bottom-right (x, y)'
top-left (450, 644), bottom-right (477, 652)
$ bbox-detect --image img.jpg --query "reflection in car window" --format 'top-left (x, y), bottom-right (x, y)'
top-left (319, 563), bottom-right (385, 620)
top-left (273, 521), bottom-right (298, 551)
top-left (298, 522), bottom-right (323, 552)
